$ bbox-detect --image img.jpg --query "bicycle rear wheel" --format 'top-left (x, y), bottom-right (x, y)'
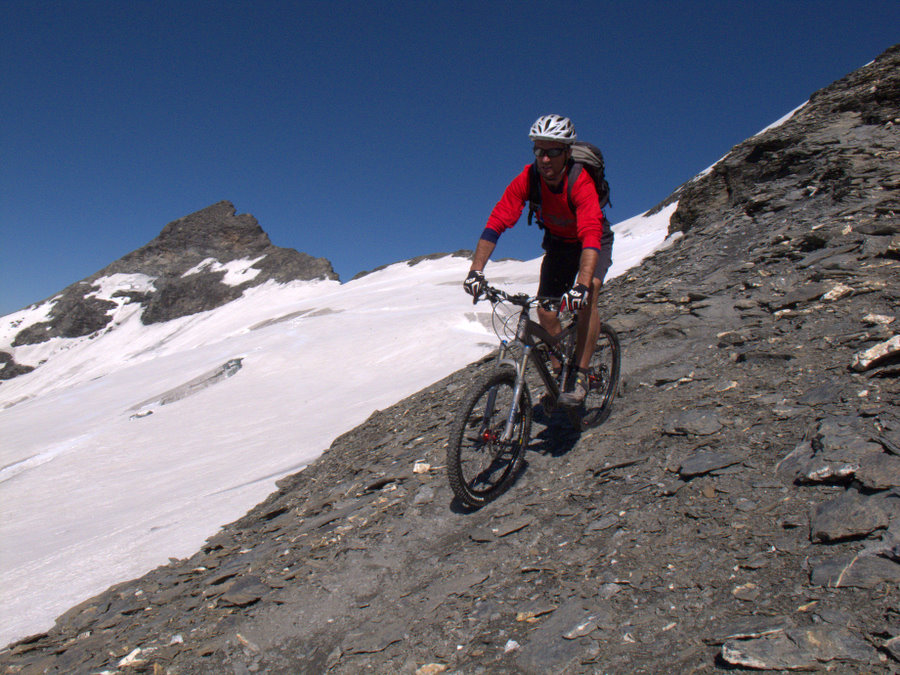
top-left (447, 367), bottom-right (531, 508)
top-left (568, 323), bottom-right (620, 430)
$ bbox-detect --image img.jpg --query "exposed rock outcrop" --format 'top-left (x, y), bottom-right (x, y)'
top-left (669, 44), bottom-right (899, 238)
top-left (0, 352), bottom-right (34, 380)
top-left (106, 200), bottom-right (337, 290)
top-left (3, 201), bottom-right (337, 375)
top-left (351, 250), bottom-right (475, 281)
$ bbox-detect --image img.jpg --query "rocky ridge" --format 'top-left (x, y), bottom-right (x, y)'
top-left (1, 201), bottom-right (336, 379)
top-left (1, 46), bottom-right (899, 674)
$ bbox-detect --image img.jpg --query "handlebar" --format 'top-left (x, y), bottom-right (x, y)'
top-left (479, 284), bottom-right (562, 311)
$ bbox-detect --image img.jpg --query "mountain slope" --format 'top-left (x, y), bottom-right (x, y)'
top-left (1, 201), bottom-right (337, 380)
top-left (2, 45), bottom-right (898, 674)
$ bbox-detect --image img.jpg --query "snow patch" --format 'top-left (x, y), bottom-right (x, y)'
top-left (0, 300), bottom-right (58, 349)
top-left (182, 256), bottom-right (266, 286)
top-left (86, 273), bottom-right (157, 302)
top-left (755, 101), bottom-right (808, 136)
top-left (606, 203), bottom-right (678, 278)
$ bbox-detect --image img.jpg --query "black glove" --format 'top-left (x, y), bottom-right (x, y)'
top-left (463, 270), bottom-right (486, 302)
top-left (561, 283), bottom-right (589, 312)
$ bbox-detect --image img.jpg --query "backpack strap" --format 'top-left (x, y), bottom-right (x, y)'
top-left (566, 162), bottom-right (583, 214)
top-left (528, 152), bottom-right (613, 250)
top-left (526, 162), bottom-right (542, 227)
top-left (529, 160), bottom-right (591, 225)
top-left (568, 161), bottom-right (614, 244)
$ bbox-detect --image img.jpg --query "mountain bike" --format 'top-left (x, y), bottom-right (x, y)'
top-left (447, 284), bottom-right (620, 508)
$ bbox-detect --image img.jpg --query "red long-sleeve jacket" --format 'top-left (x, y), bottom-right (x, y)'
top-left (481, 164), bottom-right (605, 250)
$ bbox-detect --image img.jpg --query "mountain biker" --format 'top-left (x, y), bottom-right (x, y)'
top-left (463, 114), bottom-right (613, 407)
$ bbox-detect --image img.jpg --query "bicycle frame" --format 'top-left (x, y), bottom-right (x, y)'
top-left (450, 284), bottom-right (620, 507)
top-left (493, 303), bottom-right (576, 442)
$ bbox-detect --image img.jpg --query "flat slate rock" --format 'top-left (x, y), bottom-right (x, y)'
top-left (765, 283), bottom-right (826, 310)
top-left (341, 621), bottom-right (406, 654)
top-left (856, 452), bottom-right (900, 490)
top-left (810, 553), bottom-right (900, 588)
top-left (663, 411), bottom-right (724, 436)
top-left (810, 490), bottom-right (890, 542)
top-left (797, 379), bottom-right (845, 405)
top-left (218, 575), bottom-right (270, 607)
top-left (515, 599), bottom-right (598, 674)
top-left (721, 625), bottom-right (878, 670)
top-left (679, 450), bottom-right (740, 478)
top-left (706, 616), bottom-right (793, 644)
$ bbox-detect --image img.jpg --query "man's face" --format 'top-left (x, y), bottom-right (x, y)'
top-left (533, 140), bottom-right (570, 187)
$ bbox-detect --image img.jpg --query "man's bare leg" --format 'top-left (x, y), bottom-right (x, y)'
top-left (575, 277), bottom-right (603, 370)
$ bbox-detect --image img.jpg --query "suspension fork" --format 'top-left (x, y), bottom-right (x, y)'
top-left (484, 340), bottom-right (529, 443)
top-left (495, 340), bottom-right (509, 364)
top-left (478, 339), bottom-right (511, 442)
top-left (501, 307), bottom-right (537, 441)
top-left (502, 344), bottom-right (531, 441)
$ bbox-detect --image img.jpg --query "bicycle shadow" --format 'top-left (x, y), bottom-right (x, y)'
top-left (529, 402), bottom-right (581, 458)
top-left (449, 455), bottom-right (533, 514)
top-left (447, 402), bottom-right (581, 514)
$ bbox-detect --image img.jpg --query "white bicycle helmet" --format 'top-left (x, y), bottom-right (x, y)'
top-left (529, 114), bottom-right (577, 144)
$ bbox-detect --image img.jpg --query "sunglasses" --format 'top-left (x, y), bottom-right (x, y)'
top-left (533, 146), bottom-right (567, 158)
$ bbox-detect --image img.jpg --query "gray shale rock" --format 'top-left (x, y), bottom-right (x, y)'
top-left (663, 411), bottom-right (724, 436)
top-left (678, 449), bottom-right (741, 478)
top-left (779, 417), bottom-right (888, 485)
top-left (721, 625), bottom-right (879, 670)
top-left (857, 452), bottom-right (900, 490)
top-left (810, 488), bottom-right (889, 542)
top-left (810, 552), bottom-right (900, 588)
top-left (515, 599), bottom-right (601, 673)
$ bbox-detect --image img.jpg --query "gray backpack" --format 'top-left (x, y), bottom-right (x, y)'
top-left (527, 141), bottom-right (610, 228)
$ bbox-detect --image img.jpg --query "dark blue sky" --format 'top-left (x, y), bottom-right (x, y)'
top-left (2, 1), bottom-right (897, 315)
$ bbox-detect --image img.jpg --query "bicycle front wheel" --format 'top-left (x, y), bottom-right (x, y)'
top-left (570, 323), bottom-right (621, 430)
top-left (447, 367), bottom-right (531, 508)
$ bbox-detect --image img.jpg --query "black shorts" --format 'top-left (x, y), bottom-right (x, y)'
top-left (537, 232), bottom-right (613, 299)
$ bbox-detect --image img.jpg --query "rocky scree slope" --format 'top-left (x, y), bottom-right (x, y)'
top-left (1, 201), bottom-right (336, 379)
top-left (2, 46), bottom-right (899, 674)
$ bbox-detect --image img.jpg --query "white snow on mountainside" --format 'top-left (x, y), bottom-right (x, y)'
top-left (0, 205), bottom-right (675, 645)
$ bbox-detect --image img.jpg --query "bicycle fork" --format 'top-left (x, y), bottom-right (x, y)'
top-left (501, 344), bottom-right (531, 441)
top-left (488, 339), bottom-right (529, 443)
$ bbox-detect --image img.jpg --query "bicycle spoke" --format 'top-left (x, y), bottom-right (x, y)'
top-left (447, 367), bottom-right (531, 507)
top-left (577, 325), bottom-right (620, 429)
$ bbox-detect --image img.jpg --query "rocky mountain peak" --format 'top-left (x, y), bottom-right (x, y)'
top-left (1, 201), bottom-right (338, 378)
top-left (151, 200), bottom-right (272, 256)
top-left (107, 200), bottom-right (318, 280)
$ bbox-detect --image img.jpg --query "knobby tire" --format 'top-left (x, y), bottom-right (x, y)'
top-left (447, 367), bottom-right (532, 508)
top-left (567, 323), bottom-right (621, 431)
